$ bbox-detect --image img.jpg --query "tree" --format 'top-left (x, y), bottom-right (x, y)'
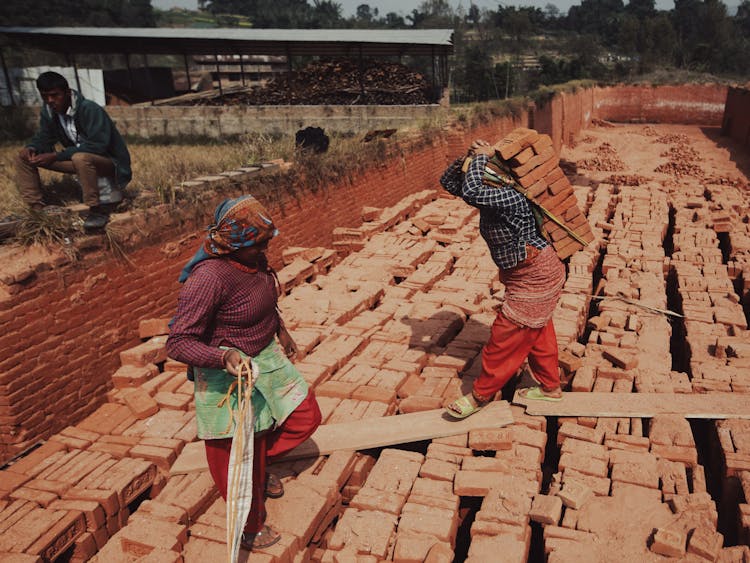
top-left (625, 0), bottom-right (656, 20)
top-left (467, 4), bottom-right (481, 26)
top-left (407, 0), bottom-right (455, 27)
top-left (309, 0), bottom-right (342, 27)
top-left (382, 12), bottom-right (406, 27)
top-left (737, 0), bottom-right (750, 35)
top-left (454, 43), bottom-right (499, 101)
top-left (0, 0), bottom-right (156, 26)
top-left (566, 0), bottom-right (625, 44)
top-left (544, 3), bottom-right (560, 19)
top-left (356, 4), bottom-right (378, 23)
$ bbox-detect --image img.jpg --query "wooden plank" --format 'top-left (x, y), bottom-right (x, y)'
top-left (513, 391), bottom-right (750, 419)
top-left (171, 401), bottom-right (514, 475)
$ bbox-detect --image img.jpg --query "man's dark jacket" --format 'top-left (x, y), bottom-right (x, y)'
top-left (27, 89), bottom-right (132, 187)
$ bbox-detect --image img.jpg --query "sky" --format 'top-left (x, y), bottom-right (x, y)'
top-left (151, 0), bottom-right (738, 19)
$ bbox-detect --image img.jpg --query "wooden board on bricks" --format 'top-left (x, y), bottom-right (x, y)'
top-left (171, 401), bottom-right (514, 475)
top-left (513, 391), bottom-right (750, 419)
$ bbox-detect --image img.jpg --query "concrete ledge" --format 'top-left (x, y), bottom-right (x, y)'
top-left (107, 104), bottom-right (446, 137)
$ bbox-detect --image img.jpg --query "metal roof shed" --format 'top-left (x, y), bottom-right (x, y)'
top-left (0, 27), bottom-right (454, 103)
top-left (0, 27), bottom-right (453, 57)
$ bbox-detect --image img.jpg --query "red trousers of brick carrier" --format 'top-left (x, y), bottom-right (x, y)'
top-left (204, 391), bottom-right (322, 533)
top-left (473, 312), bottom-right (560, 401)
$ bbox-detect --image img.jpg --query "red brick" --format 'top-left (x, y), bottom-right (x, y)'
top-left (129, 445), bottom-right (176, 472)
top-left (9, 487), bottom-right (58, 508)
top-left (0, 470), bottom-right (31, 495)
top-left (398, 395), bottom-right (443, 413)
top-left (122, 388), bottom-right (160, 419)
top-left (47, 434), bottom-right (91, 451)
top-left (23, 478), bottom-right (71, 497)
top-left (558, 453), bottom-right (608, 478)
top-left (398, 503), bottom-right (456, 543)
top-left (111, 364), bottom-right (156, 389)
top-left (119, 336), bottom-right (168, 367)
top-left (556, 479), bottom-right (593, 510)
top-left (88, 441), bottom-right (132, 459)
top-left (76, 458), bottom-right (156, 507)
top-left (529, 494), bottom-right (562, 525)
top-left (327, 508), bottom-right (396, 558)
top-left (118, 518), bottom-right (187, 555)
top-left (393, 531), bottom-right (446, 563)
top-left (602, 348), bottom-right (639, 370)
top-left (64, 487), bottom-right (119, 517)
top-left (351, 385), bottom-right (396, 404)
top-left (26, 509), bottom-right (86, 561)
top-left (350, 487), bottom-right (407, 515)
top-left (3, 442), bottom-right (68, 478)
top-left (157, 472), bottom-right (218, 520)
top-left (153, 392), bottom-right (192, 411)
top-left (687, 527), bottom-right (723, 560)
top-left (77, 403), bottom-right (134, 435)
top-left (138, 318), bottom-right (171, 339)
top-left (651, 528), bottom-right (686, 557)
top-left (69, 530), bottom-right (97, 561)
top-left (48, 498), bottom-right (106, 530)
top-left (468, 428), bottom-right (513, 451)
top-left (419, 458), bottom-right (458, 482)
top-left (59, 426), bottom-right (100, 444)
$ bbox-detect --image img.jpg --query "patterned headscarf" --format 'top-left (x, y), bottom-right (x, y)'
top-left (179, 195), bottom-right (278, 282)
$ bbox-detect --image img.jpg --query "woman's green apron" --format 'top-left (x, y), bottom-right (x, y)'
top-left (193, 340), bottom-right (309, 440)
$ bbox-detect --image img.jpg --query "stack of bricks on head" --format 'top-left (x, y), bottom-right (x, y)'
top-left (469, 128), bottom-right (595, 260)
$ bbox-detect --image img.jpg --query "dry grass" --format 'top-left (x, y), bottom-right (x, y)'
top-left (0, 133), bottom-right (294, 216)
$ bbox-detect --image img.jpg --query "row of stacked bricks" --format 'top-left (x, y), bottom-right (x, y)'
top-left (703, 179), bottom-right (750, 303)
top-left (492, 128), bottom-right (595, 260)
top-left (573, 181), bottom-right (678, 393)
top-left (666, 173), bottom-right (750, 552)
top-left (546, 129), bottom-right (745, 561)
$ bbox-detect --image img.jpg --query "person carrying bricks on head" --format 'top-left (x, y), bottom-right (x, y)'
top-left (14, 71), bottom-right (131, 230)
top-left (440, 139), bottom-right (567, 419)
top-left (166, 194), bottom-right (322, 551)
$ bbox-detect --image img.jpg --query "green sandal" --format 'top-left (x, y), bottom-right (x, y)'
top-left (519, 386), bottom-right (563, 402)
top-left (445, 394), bottom-right (485, 419)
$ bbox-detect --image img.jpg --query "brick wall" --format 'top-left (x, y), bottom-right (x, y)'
top-left (722, 87), bottom-right (750, 150)
top-left (593, 84), bottom-right (727, 125)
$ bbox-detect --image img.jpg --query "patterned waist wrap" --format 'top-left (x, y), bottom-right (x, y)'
top-left (500, 245), bottom-right (566, 329)
top-left (192, 340), bottom-right (308, 440)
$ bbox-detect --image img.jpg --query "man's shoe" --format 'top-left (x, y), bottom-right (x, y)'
top-left (83, 209), bottom-right (109, 230)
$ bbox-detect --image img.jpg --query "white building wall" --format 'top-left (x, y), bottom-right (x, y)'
top-left (0, 66), bottom-right (105, 106)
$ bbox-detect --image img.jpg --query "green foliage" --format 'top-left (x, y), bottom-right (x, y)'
top-left (0, 0), bottom-right (155, 26)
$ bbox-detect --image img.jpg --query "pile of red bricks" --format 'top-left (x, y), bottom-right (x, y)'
top-left (2, 123), bottom-right (749, 561)
top-left (551, 127), bottom-right (749, 560)
top-left (489, 128), bottom-right (595, 260)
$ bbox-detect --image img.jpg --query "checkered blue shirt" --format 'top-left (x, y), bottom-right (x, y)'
top-left (440, 154), bottom-right (548, 270)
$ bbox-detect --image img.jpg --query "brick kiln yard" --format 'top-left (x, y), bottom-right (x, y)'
top-left (1, 121), bottom-right (750, 562)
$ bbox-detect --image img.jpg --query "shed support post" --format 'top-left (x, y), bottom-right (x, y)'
top-left (142, 53), bottom-right (156, 104)
top-left (0, 49), bottom-right (15, 106)
top-left (215, 53), bottom-right (223, 97)
top-left (183, 53), bottom-right (192, 92)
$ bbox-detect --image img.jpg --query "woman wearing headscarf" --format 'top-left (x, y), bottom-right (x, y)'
top-left (167, 195), bottom-right (322, 550)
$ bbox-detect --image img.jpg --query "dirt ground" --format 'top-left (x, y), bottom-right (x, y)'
top-left (564, 123), bottom-right (750, 189)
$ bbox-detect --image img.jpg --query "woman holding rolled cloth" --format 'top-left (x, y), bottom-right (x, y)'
top-left (440, 139), bottom-right (566, 419)
top-left (166, 195), bottom-right (322, 550)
